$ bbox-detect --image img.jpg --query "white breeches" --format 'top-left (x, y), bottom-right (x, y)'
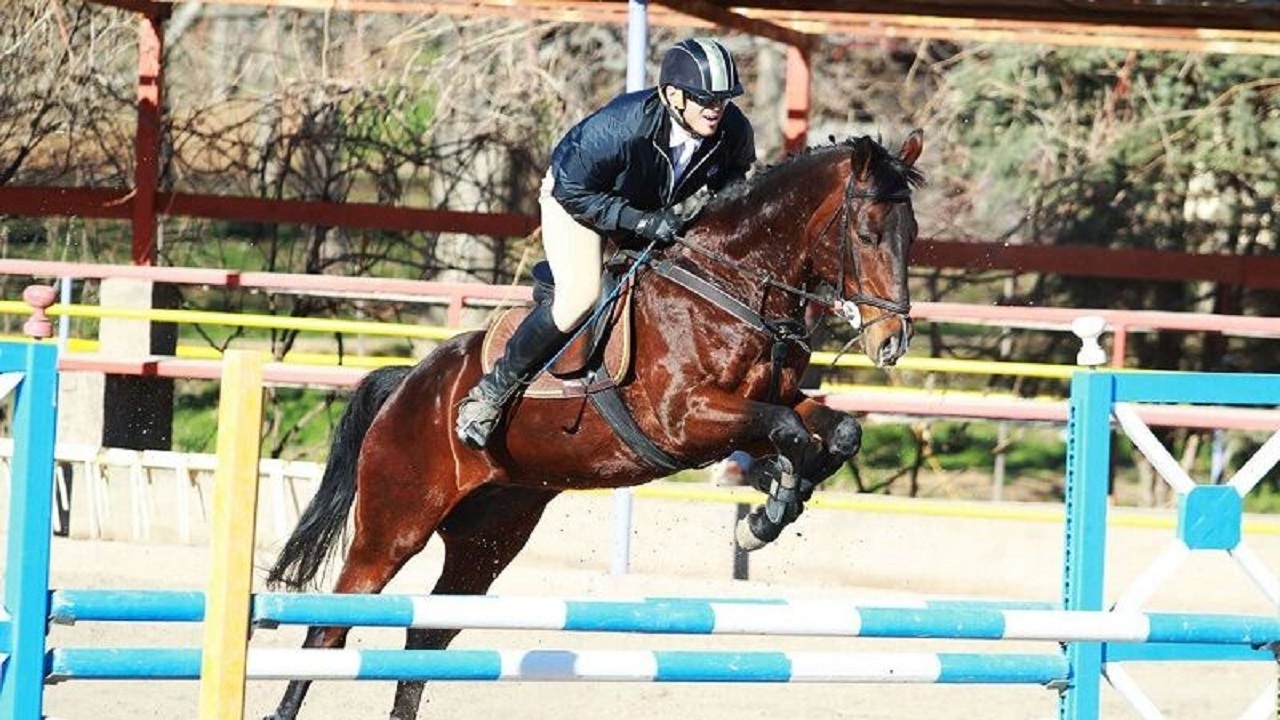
top-left (540, 171), bottom-right (603, 332)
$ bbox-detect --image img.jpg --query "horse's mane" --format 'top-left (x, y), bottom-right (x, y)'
top-left (706, 135), bottom-right (926, 212)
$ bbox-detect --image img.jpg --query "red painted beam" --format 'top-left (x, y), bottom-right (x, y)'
top-left (819, 391), bottom-right (1280, 432)
top-left (782, 46), bottom-right (811, 156)
top-left (51, 352), bottom-right (1280, 429)
top-left (84, 0), bottom-right (161, 14)
top-left (0, 258), bottom-right (235, 285)
top-left (0, 187), bottom-right (133, 219)
top-left (58, 355), bottom-right (368, 387)
top-left (133, 15), bottom-right (164, 265)
top-left (2, 186), bottom-right (1276, 287)
top-left (656, 0), bottom-right (816, 49)
top-left (0, 186), bottom-right (538, 237)
top-left (914, 240), bottom-right (1280, 289)
top-left (162, 192), bottom-right (539, 237)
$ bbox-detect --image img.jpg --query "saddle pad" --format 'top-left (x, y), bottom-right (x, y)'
top-left (480, 288), bottom-right (634, 399)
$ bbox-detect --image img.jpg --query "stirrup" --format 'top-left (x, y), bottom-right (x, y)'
top-left (456, 393), bottom-right (504, 449)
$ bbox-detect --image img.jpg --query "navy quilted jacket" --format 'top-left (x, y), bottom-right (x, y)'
top-left (549, 88), bottom-right (755, 233)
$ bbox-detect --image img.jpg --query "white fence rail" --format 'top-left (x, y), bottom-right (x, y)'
top-left (0, 439), bottom-right (320, 544)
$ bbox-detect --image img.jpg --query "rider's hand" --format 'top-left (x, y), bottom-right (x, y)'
top-left (633, 208), bottom-right (683, 246)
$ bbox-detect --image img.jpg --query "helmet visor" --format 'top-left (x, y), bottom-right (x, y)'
top-left (680, 86), bottom-right (740, 107)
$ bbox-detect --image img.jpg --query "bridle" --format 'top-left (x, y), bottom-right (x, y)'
top-left (624, 152), bottom-right (915, 397)
top-left (827, 172), bottom-right (914, 333)
top-left (668, 166), bottom-right (914, 339)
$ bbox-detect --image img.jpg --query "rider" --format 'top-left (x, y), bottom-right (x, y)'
top-left (456, 36), bottom-right (758, 450)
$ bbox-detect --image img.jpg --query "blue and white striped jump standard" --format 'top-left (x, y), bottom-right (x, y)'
top-left (48, 648), bottom-right (1070, 684)
top-left (47, 591), bottom-right (1280, 649)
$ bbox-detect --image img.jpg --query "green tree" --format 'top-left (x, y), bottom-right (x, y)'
top-left (929, 47), bottom-right (1279, 372)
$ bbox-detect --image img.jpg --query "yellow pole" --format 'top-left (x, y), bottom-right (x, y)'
top-left (198, 349), bottom-right (266, 720)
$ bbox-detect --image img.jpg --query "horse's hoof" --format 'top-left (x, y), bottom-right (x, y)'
top-left (734, 515), bottom-right (768, 552)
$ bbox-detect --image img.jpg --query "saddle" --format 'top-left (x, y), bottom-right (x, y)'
top-left (481, 260), bottom-right (634, 398)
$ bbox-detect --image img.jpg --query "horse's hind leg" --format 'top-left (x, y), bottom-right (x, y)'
top-left (267, 454), bottom-right (468, 720)
top-left (389, 485), bottom-right (559, 720)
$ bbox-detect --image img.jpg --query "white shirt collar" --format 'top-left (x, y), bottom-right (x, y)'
top-left (668, 120), bottom-right (700, 151)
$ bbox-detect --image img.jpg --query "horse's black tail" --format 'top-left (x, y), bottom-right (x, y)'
top-left (265, 364), bottom-right (412, 591)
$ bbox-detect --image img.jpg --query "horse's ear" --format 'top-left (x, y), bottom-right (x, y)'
top-left (854, 135), bottom-right (875, 181)
top-left (899, 128), bottom-right (924, 167)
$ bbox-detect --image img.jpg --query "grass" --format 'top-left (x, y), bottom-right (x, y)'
top-left (173, 381), bottom-right (344, 460)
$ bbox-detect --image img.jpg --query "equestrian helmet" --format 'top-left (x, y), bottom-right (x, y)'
top-left (659, 37), bottom-right (743, 105)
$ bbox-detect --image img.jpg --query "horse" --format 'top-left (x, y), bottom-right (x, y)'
top-left (263, 131), bottom-right (925, 720)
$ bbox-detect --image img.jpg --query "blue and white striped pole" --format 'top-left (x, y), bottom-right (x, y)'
top-left (49, 648), bottom-right (1071, 685)
top-left (47, 591), bottom-right (1280, 652)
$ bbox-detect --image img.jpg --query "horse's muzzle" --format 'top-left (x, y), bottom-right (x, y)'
top-left (872, 316), bottom-right (913, 367)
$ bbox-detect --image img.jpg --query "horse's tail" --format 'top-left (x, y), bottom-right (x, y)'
top-left (265, 364), bottom-right (412, 591)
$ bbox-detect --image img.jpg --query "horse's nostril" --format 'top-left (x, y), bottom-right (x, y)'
top-left (878, 336), bottom-right (901, 366)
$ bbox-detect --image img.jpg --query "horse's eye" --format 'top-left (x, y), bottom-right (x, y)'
top-left (853, 209), bottom-right (877, 244)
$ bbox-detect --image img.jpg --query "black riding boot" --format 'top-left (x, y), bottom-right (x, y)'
top-left (456, 303), bottom-right (569, 449)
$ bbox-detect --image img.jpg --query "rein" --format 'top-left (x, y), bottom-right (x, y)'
top-left (671, 234), bottom-right (830, 311)
top-left (622, 245), bottom-right (808, 405)
top-left (620, 154), bottom-right (916, 405)
top-left (623, 171), bottom-right (913, 403)
top-left (669, 171), bottom-right (914, 341)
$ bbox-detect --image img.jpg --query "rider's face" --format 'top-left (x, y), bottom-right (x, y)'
top-left (666, 87), bottom-right (726, 139)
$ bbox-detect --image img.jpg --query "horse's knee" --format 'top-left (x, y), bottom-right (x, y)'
top-left (826, 414), bottom-right (863, 459)
top-left (767, 411), bottom-right (812, 456)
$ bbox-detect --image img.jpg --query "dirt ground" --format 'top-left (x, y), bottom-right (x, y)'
top-left (7, 480), bottom-right (1276, 720)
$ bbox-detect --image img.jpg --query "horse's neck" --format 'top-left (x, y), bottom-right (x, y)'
top-left (692, 169), bottom-right (841, 311)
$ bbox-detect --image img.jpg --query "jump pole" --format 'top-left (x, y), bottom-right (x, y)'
top-left (197, 349), bottom-right (266, 720)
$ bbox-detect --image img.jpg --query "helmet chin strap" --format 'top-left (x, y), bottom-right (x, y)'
top-left (661, 86), bottom-right (701, 137)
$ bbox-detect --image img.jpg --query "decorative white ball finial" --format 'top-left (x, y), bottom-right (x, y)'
top-left (1071, 315), bottom-right (1108, 368)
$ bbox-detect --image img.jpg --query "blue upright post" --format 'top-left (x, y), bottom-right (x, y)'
top-left (0, 341), bottom-right (59, 720)
top-left (1060, 371), bottom-right (1115, 720)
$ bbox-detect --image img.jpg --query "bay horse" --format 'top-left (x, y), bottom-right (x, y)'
top-left (263, 131), bottom-right (924, 720)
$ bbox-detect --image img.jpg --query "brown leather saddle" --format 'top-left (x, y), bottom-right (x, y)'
top-left (480, 261), bottom-right (634, 398)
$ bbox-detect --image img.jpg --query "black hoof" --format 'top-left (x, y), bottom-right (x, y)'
top-left (734, 505), bottom-right (785, 551)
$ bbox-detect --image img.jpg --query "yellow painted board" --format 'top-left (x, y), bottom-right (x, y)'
top-left (198, 350), bottom-right (266, 720)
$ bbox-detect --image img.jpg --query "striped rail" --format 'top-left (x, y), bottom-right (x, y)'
top-left (46, 591), bottom-right (1280, 650)
top-left (48, 647), bottom-right (1071, 684)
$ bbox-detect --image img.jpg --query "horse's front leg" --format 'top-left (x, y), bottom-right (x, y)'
top-left (683, 397), bottom-right (815, 551)
top-left (792, 398), bottom-right (863, 499)
top-left (734, 400), bottom-right (862, 551)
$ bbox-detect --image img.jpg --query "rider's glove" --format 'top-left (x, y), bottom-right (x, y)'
top-left (632, 208), bottom-right (683, 247)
